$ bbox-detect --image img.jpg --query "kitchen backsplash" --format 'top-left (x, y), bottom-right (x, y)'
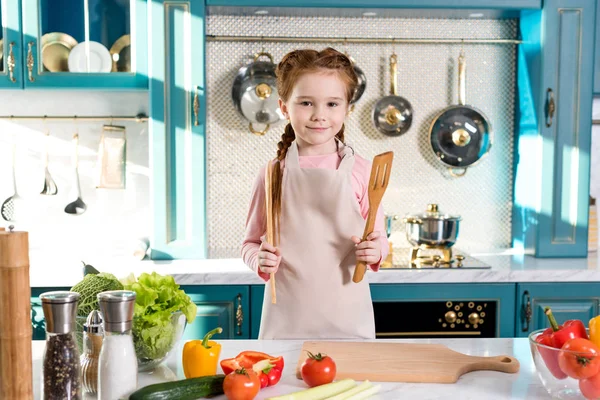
top-left (206, 15), bottom-right (518, 258)
top-left (0, 91), bottom-right (149, 266)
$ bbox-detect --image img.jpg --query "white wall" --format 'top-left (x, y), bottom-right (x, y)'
top-left (0, 91), bottom-right (150, 270)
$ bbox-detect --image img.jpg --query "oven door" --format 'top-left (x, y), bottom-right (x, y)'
top-left (373, 300), bottom-right (497, 338)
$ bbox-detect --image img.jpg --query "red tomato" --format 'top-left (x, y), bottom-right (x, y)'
top-left (258, 372), bottom-right (269, 389)
top-left (558, 339), bottom-right (600, 379)
top-left (580, 373), bottom-right (600, 400)
top-left (223, 368), bottom-right (260, 400)
top-left (300, 351), bottom-right (337, 388)
top-left (267, 367), bottom-right (282, 386)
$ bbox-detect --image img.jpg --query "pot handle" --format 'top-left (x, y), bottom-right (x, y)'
top-left (403, 217), bottom-right (423, 225)
top-left (448, 167), bottom-right (467, 177)
top-left (254, 51), bottom-right (274, 63)
top-left (249, 122), bottom-right (270, 136)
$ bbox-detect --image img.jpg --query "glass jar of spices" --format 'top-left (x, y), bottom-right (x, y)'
top-left (40, 291), bottom-right (82, 400)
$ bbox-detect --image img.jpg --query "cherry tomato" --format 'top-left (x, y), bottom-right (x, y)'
top-left (267, 367), bottom-right (282, 386)
top-left (580, 373), bottom-right (600, 400)
top-left (223, 368), bottom-right (260, 400)
top-left (558, 338), bottom-right (600, 379)
top-left (300, 351), bottom-right (337, 388)
top-left (258, 372), bottom-right (269, 389)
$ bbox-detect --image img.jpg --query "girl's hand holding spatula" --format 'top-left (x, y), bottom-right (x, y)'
top-left (351, 231), bottom-right (383, 266)
top-left (257, 241), bottom-right (281, 275)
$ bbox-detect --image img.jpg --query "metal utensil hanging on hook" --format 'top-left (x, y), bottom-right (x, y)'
top-left (40, 120), bottom-right (58, 195)
top-left (64, 133), bottom-right (87, 215)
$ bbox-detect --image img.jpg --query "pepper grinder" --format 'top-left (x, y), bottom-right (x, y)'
top-left (81, 310), bottom-right (103, 394)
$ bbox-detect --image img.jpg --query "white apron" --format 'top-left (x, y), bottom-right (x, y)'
top-left (258, 141), bottom-right (375, 340)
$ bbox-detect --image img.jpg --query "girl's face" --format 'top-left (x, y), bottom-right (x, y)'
top-left (279, 70), bottom-right (350, 154)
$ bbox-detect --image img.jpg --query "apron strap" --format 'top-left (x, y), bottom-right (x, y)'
top-left (285, 140), bottom-right (301, 169)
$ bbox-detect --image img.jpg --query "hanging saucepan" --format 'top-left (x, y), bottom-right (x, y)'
top-left (345, 53), bottom-right (367, 114)
top-left (232, 52), bottom-right (284, 136)
top-left (372, 53), bottom-right (413, 136)
top-left (429, 52), bottom-right (492, 177)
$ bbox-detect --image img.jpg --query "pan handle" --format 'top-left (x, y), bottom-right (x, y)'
top-left (448, 167), bottom-right (467, 177)
top-left (390, 53), bottom-right (398, 96)
top-left (545, 88), bottom-right (555, 128)
top-left (458, 53), bottom-right (466, 106)
top-left (249, 122), bottom-right (270, 136)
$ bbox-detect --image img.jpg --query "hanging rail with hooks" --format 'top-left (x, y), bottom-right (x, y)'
top-left (206, 35), bottom-right (522, 45)
top-left (0, 114), bottom-right (149, 123)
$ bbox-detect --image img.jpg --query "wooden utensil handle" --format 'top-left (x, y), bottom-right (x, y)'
top-left (352, 208), bottom-right (378, 283)
top-left (265, 161), bottom-right (277, 304)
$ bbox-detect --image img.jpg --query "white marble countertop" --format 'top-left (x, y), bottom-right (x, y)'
top-left (28, 250), bottom-right (600, 287)
top-left (32, 337), bottom-right (553, 399)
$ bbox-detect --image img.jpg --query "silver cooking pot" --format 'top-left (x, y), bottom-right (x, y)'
top-left (403, 204), bottom-right (461, 248)
top-left (231, 52), bottom-right (284, 136)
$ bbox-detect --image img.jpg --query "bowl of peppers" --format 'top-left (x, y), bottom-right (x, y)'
top-left (529, 307), bottom-right (600, 400)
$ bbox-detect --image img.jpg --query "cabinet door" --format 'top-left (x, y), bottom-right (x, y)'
top-left (533, 0), bottom-right (595, 256)
top-left (149, 0), bottom-right (206, 259)
top-left (20, 0), bottom-right (148, 89)
top-left (181, 286), bottom-right (250, 340)
top-left (0, 0), bottom-right (23, 88)
top-left (516, 283), bottom-right (600, 337)
top-left (30, 296), bottom-right (46, 340)
top-left (594, 0), bottom-right (600, 95)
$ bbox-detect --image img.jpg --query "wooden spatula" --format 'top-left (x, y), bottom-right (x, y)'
top-left (353, 151), bottom-right (394, 283)
top-left (264, 160), bottom-right (277, 304)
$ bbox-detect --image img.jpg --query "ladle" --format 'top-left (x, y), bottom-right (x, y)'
top-left (64, 134), bottom-right (87, 215)
top-left (40, 131), bottom-right (58, 195)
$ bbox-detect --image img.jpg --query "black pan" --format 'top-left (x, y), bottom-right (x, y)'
top-left (429, 53), bottom-right (492, 177)
top-left (372, 53), bottom-right (413, 136)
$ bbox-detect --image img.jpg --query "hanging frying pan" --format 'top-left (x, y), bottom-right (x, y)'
top-left (232, 51), bottom-right (284, 136)
top-left (372, 53), bottom-right (413, 136)
top-left (346, 53), bottom-right (367, 114)
top-left (429, 52), bottom-right (492, 177)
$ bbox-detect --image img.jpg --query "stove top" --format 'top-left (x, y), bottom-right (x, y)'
top-left (380, 248), bottom-right (492, 269)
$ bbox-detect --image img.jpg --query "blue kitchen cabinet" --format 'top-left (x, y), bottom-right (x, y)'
top-left (0, 0), bottom-right (24, 88)
top-left (595, 0), bottom-right (600, 95)
top-left (516, 283), bottom-right (600, 337)
top-left (249, 283), bottom-right (516, 339)
top-left (181, 286), bottom-right (250, 340)
top-left (148, 0), bottom-right (207, 259)
top-left (206, 0), bottom-right (541, 9)
top-left (513, 0), bottom-right (596, 257)
top-left (2, 0), bottom-right (148, 89)
top-left (30, 295), bottom-right (46, 340)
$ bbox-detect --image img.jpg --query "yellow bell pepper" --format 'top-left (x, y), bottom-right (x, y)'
top-left (590, 316), bottom-right (600, 348)
top-left (182, 327), bottom-right (223, 378)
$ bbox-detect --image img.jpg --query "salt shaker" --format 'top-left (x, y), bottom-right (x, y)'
top-left (40, 291), bottom-right (82, 400)
top-left (80, 310), bottom-right (103, 394)
top-left (98, 290), bottom-right (138, 400)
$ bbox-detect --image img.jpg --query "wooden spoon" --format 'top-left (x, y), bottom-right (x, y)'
top-left (352, 151), bottom-right (394, 283)
top-left (264, 160), bottom-right (277, 304)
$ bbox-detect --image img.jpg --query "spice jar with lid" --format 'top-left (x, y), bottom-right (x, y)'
top-left (98, 290), bottom-right (138, 400)
top-left (80, 310), bottom-right (103, 394)
top-left (40, 291), bottom-right (82, 400)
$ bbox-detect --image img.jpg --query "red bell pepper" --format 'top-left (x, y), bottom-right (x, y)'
top-left (536, 327), bottom-right (568, 380)
top-left (220, 351), bottom-right (284, 389)
top-left (545, 307), bottom-right (589, 348)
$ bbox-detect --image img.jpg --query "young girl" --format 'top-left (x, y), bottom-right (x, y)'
top-left (241, 48), bottom-right (389, 340)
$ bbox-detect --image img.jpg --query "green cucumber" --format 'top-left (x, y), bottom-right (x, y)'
top-left (129, 375), bottom-right (225, 400)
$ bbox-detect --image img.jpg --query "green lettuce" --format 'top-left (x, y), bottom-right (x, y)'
top-left (121, 272), bottom-right (197, 360)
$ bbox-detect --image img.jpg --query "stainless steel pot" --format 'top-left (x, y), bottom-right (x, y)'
top-left (231, 52), bottom-right (284, 136)
top-left (403, 204), bottom-right (461, 248)
top-left (346, 53), bottom-right (367, 114)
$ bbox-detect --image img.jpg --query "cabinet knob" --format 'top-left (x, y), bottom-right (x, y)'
top-left (445, 311), bottom-right (457, 323)
top-left (235, 293), bottom-right (243, 336)
top-left (468, 312), bottom-right (480, 325)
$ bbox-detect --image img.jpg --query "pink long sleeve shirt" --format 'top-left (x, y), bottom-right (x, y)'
top-left (242, 151), bottom-right (389, 281)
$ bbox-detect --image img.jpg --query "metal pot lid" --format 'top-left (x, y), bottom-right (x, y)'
top-left (239, 80), bottom-right (284, 124)
top-left (405, 204), bottom-right (461, 221)
top-left (350, 62), bottom-right (367, 105)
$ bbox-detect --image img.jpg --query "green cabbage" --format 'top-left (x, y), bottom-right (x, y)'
top-left (121, 272), bottom-right (197, 360)
top-left (70, 272), bottom-right (124, 317)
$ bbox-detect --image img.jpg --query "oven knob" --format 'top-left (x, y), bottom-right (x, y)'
top-left (468, 312), bottom-right (480, 325)
top-left (445, 311), bottom-right (457, 323)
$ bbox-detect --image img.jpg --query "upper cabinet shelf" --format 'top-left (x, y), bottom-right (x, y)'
top-left (0, 0), bottom-right (148, 90)
top-left (206, 0), bottom-right (542, 10)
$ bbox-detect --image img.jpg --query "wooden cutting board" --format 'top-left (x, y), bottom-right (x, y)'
top-left (295, 341), bottom-right (520, 383)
